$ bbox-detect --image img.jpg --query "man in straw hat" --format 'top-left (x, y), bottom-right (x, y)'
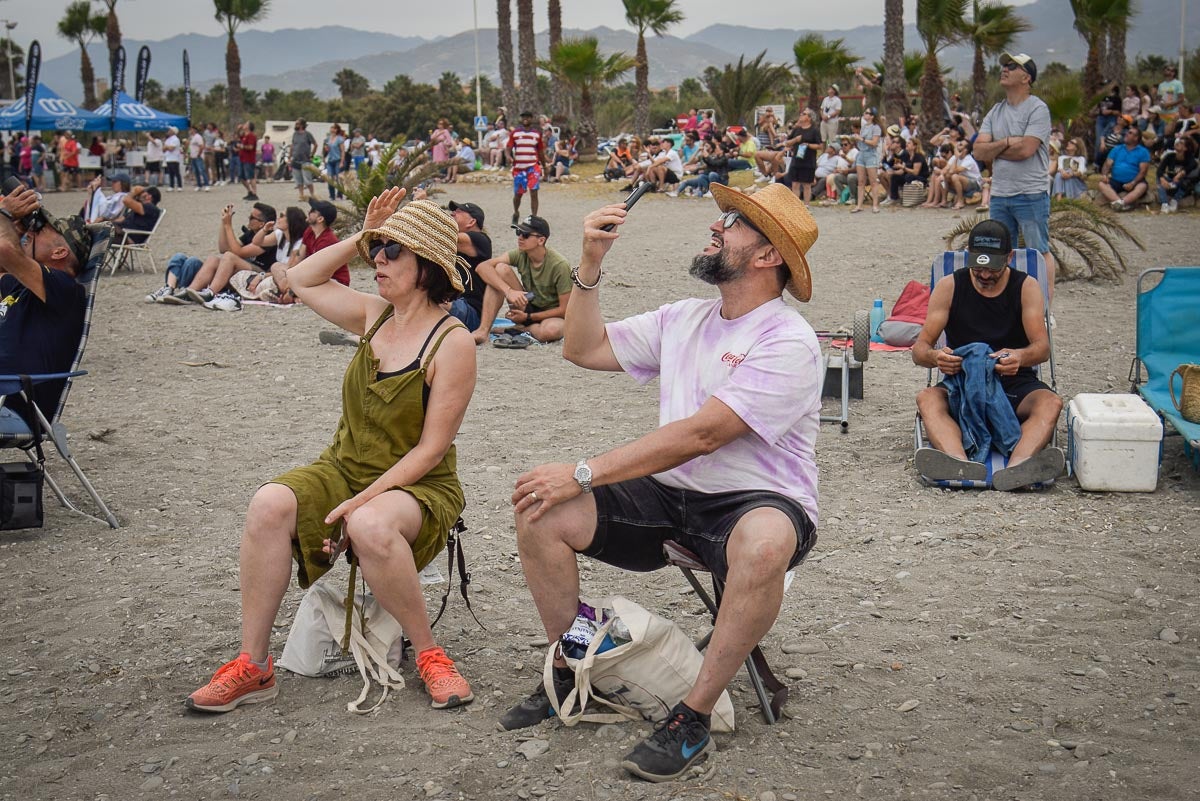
top-left (499, 184), bottom-right (821, 781)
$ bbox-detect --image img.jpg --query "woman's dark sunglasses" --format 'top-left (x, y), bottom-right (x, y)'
top-left (369, 239), bottom-right (403, 261)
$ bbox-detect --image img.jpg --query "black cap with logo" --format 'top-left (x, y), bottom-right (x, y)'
top-left (511, 215), bottom-right (550, 238)
top-left (966, 219), bottom-right (1012, 270)
top-left (448, 200), bottom-right (485, 228)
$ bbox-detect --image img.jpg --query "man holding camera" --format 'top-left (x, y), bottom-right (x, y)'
top-left (0, 184), bottom-right (91, 429)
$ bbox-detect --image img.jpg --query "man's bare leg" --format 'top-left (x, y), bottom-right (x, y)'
top-left (186, 255), bottom-right (223, 290)
top-left (915, 386), bottom-right (987, 480)
top-left (682, 508), bottom-right (794, 714)
top-left (1008, 389), bottom-right (1063, 465)
top-left (515, 494), bottom-right (598, 649)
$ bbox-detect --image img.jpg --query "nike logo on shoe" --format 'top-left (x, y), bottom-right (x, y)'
top-left (259, 677), bottom-right (272, 686)
top-left (681, 737), bottom-right (708, 759)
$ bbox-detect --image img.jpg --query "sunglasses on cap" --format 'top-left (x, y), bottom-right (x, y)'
top-left (369, 239), bottom-right (403, 261)
top-left (715, 210), bottom-right (763, 237)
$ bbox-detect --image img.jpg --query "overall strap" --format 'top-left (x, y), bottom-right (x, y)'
top-left (419, 316), bottom-right (467, 369)
top-left (361, 305), bottom-right (394, 343)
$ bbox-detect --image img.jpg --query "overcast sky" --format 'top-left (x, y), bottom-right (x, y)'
top-left (10, 0), bottom-right (1039, 61)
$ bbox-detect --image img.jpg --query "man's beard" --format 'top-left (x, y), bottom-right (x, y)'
top-left (689, 247), bottom-right (747, 285)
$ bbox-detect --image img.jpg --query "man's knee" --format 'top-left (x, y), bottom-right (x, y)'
top-left (1025, 389), bottom-right (1063, 421)
top-left (726, 509), bottom-right (796, 576)
top-left (916, 385), bottom-right (949, 416)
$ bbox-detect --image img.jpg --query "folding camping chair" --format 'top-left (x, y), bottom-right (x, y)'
top-left (663, 540), bottom-right (791, 724)
top-left (107, 210), bottom-right (166, 275)
top-left (913, 248), bottom-right (1063, 488)
top-left (1129, 266), bottom-right (1200, 471)
top-left (0, 224), bottom-right (120, 528)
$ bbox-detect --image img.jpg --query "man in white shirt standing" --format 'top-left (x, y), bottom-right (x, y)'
top-left (820, 85), bottom-right (842, 144)
top-left (498, 184), bottom-right (821, 783)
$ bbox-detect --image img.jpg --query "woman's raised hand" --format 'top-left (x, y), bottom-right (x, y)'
top-left (362, 187), bottom-right (407, 230)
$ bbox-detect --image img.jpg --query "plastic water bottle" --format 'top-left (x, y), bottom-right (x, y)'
top-left (869, 298), bottom-right (885, 339)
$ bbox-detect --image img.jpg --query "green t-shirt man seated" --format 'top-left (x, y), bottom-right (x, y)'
top-left (473, 215), bottom-right (573, 346)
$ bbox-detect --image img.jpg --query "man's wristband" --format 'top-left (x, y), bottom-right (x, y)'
top-left (571, 264), bottom-right (602, 290)
top-left (0, 208), bottom-right (14, 222)
top-left (525, 311), bottom-right (534, 325)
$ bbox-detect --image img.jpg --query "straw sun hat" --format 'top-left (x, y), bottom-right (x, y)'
top-left (356, 199), bottom-right (469, 292)
top-left (709, 183), bottom-right (818, 302)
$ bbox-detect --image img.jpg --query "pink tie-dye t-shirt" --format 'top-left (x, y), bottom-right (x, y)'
top-left (606, 296), bottom-right (821, 525)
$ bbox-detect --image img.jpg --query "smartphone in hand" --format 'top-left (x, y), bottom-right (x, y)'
top-left (602, 181), bottom-right (652, 232)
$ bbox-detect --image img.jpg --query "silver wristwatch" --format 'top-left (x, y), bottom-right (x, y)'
top-left (573, 460), bottom-right (593, 493)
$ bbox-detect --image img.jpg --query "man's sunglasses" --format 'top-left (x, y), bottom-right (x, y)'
top-left (515, 230), bottom-right (540, 240)
top-left (369, 239), bottom-right (403, 261)
top-left (970, 262), bottom-right (1007, 275)
top-left (715, 210), bottom-right (764, 237)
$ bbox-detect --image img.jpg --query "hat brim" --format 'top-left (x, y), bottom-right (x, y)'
top-left (709, 183), bottom-right (814, 302)
top-left (966, 250), bottom-right (1007, 270)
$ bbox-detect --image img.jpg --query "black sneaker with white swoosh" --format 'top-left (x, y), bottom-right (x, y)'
top-left (621, 701), bottom-right (714, 782)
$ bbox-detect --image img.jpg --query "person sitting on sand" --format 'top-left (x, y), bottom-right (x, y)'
top-left (227, 206), bottom-right (307, 304)
top-left (913, 219), bottom-right (1064, 491)
top-left (498, 183), bottom-right (820, 783)
top-left (472, 215), bottom-right (571, 347)
top-left (185, 189), bottom-right (478, 714)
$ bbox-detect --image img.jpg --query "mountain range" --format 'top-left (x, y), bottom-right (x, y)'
top-left (38, 0), bottom-right (1193, 105)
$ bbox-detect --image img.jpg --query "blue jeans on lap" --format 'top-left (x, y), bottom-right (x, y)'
top-left (448, 298), bottom-right (480, 331)
top-left (988, 192), bottom-right (1049, 253)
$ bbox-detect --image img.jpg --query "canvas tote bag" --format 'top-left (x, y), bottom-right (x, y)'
top-left (543, 596), bottom-right (736, 733)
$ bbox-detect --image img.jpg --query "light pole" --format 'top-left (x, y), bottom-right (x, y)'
top-left (473, 0), bottom-right (483, 121)
top-left (2, 20), bottom-right (16, 102)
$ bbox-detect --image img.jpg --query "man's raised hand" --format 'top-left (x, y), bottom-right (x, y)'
top-left (581, 203), bottom-right (626, 264)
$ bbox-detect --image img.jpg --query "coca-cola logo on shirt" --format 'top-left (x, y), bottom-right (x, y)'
top-left (721, 352), bottom-right (745, 367)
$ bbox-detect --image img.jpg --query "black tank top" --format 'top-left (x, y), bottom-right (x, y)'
top-left (944, 268), bottom-right (1035, 378)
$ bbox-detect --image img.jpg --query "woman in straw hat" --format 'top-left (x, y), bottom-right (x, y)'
top-left (186, 188), bottom-right (478, 715)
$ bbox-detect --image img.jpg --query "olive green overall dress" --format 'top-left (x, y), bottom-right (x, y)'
top-left (274, 310), bottom-right (465, 588)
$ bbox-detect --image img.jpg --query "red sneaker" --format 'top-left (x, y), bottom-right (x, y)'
top-left (416, 647), bottom-right (474, 709)
top-left (185, 653), bottom-right (277, 713)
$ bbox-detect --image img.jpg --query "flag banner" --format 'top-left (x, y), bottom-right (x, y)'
top-left (182, 50), bottom-right (191, 125)
top-left (23, 40), bottom-right (40, 133)
top-left (109, 45), bottom-right (125, 130)
top-left (135, 45), bottom-right (151, 104)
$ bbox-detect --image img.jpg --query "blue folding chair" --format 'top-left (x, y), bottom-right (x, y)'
top-left (0, 224), bottom-right (120, 528)
top-left (913, 248), bottom-right (1062, 488)
top-left (1129, 266), bottom-right (1200, 471)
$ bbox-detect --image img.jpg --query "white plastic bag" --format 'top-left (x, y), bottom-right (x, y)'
top-left (545, 595), bottom-right (735, 732)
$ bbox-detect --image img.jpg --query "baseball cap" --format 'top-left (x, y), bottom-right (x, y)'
top-left (511, 215), bottom-right (550, 238)
top-left (44, 212), bottom-right (92, 270)
top-left (448, 200), bottom-right (485, 228)
top-left (1000, 52), bottom-right (1038, 84)
top-left (966, 219), bottom-right (1011, 270)
top-left (308, 199), bottom-right (337, 226)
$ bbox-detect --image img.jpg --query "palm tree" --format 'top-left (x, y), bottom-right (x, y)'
top-left (94, 0), bottom-right (122, 87)
top-left (1103, 5), bottom-right (1135, 87)
top-left (214, 0), bottom-right (271, 127)
top-left (539, 37), bottom-right (635, 156)
top-left (623, 0), bottom-right (684, 138)
top-left (875, 52), bottom-right (934, 96)
top-left (702, 51), bottom-right (793, 128)
top-left (1069, 0), bottom-right (1131, 101)
top-left (497, 0), bottom-right (516, 112)
top-left (58, 1), bottom-right (107, 107)
top-left (917, 0), bottom-right (968, 144)
top-left (547, 0), bottom-right (565, 118)
top-left (333, 68), bottom-right (369, 100)
top-left (792, 33), bottom-right (859, 113)
top-left (883, 0), bottom-right (906, 121)
top-left (516, 0), bottom-right (537, 113)
top-left (963, 0), bottom-right (1031, 118)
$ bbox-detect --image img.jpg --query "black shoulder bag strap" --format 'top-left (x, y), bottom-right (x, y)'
top-left (430, 517), bottom-right (485, 630)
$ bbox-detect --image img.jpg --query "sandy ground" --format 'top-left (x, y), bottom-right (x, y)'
top-left (2, 178), bottom-right (1198, 801)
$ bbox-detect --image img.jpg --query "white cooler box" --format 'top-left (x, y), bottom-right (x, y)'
top-left (1067, 393), bottom-right (1162, 492)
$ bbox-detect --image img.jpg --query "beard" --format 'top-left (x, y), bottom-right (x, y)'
top-left (689, 247), bottom-right (748, 285)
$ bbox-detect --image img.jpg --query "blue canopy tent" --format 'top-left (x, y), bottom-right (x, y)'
top-left (91, 91), bottom-right (188, 131)
top-left (0, 84), bottom-right (109, 131)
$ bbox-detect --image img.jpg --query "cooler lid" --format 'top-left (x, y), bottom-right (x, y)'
top-left (1068, 393), bottom-right (1163, 441)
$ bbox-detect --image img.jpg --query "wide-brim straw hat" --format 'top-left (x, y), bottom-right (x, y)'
top-left (357, 199), bottom-right (468, 293)
top-left (709, 183), bottom-right (817, 302)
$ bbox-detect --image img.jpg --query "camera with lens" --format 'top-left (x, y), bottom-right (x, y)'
top-left (1, 176), bottom-right (48, 233)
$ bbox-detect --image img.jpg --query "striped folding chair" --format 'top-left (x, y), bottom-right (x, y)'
top-left (0, 223), bottom-right (120, 528)
top-left (913, 248), bottom-right (1062, 489)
